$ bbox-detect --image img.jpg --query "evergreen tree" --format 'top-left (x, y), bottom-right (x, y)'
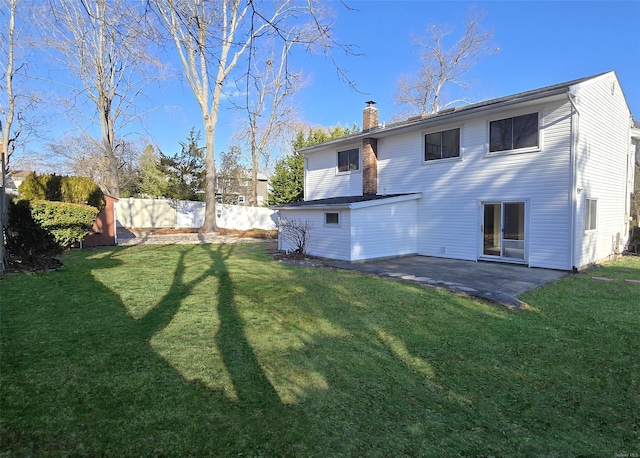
top-left (158, 128), bottom-right (206, 201)
top-left (268, 153), bottom-right (304, 205)
top-left (138, 144), bottom-right (169, 197)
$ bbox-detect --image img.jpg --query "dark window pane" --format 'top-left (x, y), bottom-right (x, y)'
top-left (490, 118), bottom-right (512, 152)
top-left (513, 113), bottom-right (538, 149)
top-left (348, 149), bottom-right (359, 170)
top-left (338, 150), bottom-right (348, 172)
top-left (325, 212), bottom-right (339, 224)
top-left (504, 203), bottom-right (525, 240)
top-left (425, 132), bottom-right (441, 161)
top-left (442, 128), bottom-right (460, 158)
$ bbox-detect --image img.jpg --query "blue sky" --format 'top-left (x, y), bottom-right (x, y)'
top-left (19, 1), bottom-right (640, 169)
top-left (146, 0), bottom-right (640, 160)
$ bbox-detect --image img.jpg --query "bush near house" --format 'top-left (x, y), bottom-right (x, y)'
top-left (5, 173), bottom-right (103, 272)
top-left (5, 199), bottom-right (99, 270)
top-left (18, 172), bottom-right (105, 210)
top-left (628, 225), bottom-right (640, 254)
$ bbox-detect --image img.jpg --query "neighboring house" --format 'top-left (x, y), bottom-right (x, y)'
top-left (274, 71), bottom-right (639, 271)
top-left (4, 170), bottom-right (31, 196)
top-left (216, 171), bottom-right (269, 206)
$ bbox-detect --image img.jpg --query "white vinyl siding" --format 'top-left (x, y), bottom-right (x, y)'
top-left (305, 144), bottom-right (362, 200)
top-left (378, 101), bottom-right (573, 269)
top-left (278, 208), bottom-right (351, 260)
top-left (350, 199), bottom-right (418, 261)
top-left (278, 197), bottom-right (418, 262)
top-left (572, 74), bottom-right (632, 268)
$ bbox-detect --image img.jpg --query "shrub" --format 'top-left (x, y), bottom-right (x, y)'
top-left (627, 226), bottom-right (640, 254)
top-left (19, 173), bottom-right (105, 211)
top-left (279, 217), bottom-right (312, 254)
top-left (30, 200), bottom-right (99, 248)
top-left (5, 200), bottom-right (60, 269)
top-left (5, 199), bottom-right (99, 270)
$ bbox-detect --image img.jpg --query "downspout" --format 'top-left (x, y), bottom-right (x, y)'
top-left (624, 118), bottom-right (631, 246)
top-left (630, 125), bottom-right (640, 243)
top-left (113, 198), bottom-right (118, 246)
top-left (303, 155), bottom-right (308, 202)
top-left (567, 90), bottom-right (580, 272)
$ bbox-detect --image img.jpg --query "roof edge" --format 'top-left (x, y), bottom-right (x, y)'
top-left (297, 71), bottom-right (614, 155)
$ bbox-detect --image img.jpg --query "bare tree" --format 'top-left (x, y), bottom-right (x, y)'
top-left (241, 39), bottom-right (302, 206)
top-left (151, 0), bottom-right (353, 230)
top-left (1, 0), bottom-right (38, 271)
top-left (395, 11), bottom-right (497, 116)
top-left (217, 145), bottom-right (247, 205)
top-left (38, 0), bottom-right (162, 198)
top-left (48, 134), bottom-right (143, 196)
top-left (1, 0), bottom-right (17, 176)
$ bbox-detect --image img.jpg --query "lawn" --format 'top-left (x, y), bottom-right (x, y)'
top-left (1, 243), bottom-right (638, 457)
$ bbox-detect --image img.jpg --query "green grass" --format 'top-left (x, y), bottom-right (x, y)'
top-left (1, 243), bottom-right (639, 457)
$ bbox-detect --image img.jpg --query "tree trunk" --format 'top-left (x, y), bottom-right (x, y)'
top-left (1, 153), bottom-right (6, 273)
top-left (201, 115), bottom-right (218, 231)
top-left (100, 109), bottom-right (121, 198)
top-left (250, 120), bottom-right (258, 207)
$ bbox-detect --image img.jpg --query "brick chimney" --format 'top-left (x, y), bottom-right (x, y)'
top-left (362, 101), bottom-right (378, 195)
top-left (363, 100), bottom-right (379, 130)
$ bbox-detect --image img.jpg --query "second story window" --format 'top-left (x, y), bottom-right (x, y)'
top-left (490, 113), bottom-right (539, 153)
top-left (424, 128), bottom-right (461, 161)
top-left (338, 148), bottom-right (359, 172)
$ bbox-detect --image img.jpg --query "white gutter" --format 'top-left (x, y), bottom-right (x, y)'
top-left (567, 90), bottom-right (580, 272)
top-left (273, 193), bottom-right (422, 211)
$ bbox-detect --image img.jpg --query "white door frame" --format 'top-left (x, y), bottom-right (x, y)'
top-left (478, 200), bottom-right (529, 264)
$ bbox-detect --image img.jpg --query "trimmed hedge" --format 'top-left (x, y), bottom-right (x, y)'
top-left (19, 173), bottom-right (105, 211)
top-left (29, 200), bottom-right (99, 248)
top-left (5, 199), bottom-right (99, 269)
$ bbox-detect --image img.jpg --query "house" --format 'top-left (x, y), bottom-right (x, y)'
top-left (4, 170), bottom-right (32, 196)
top-left (274, 71), bottom-right (638, 271)
top-left (216, 171), bottom-right (269, 206)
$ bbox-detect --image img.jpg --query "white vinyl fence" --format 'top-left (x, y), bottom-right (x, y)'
top-left (116, 198), bottom-right (277, 231)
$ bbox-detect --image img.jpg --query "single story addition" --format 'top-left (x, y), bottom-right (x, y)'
top-left (275, 193), bottom-right (421, 261)
top-left (274, 71), bottom-right (638, 271)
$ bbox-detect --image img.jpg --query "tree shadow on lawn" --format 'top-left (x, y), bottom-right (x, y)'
top-left (3, 244), bottom-right (635, 456)
top-left (1, 244), bottom-right (309, 456)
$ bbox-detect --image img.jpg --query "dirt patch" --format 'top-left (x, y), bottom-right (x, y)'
top-left (139, 228), bottom-right (278, 240)
top-left (2, 253), bottom-right (65, 277)
top-left (271, 250), bottom-right (336, 267)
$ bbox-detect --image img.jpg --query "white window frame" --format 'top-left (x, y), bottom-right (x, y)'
top-left (422, 127), bottom-right (462, 163)
top-left (585, 197), bottom-right (598, 232)
top-left (487, 111), bottom-right (541, 156)
top-left (336, 147), bottom-right (360, 174)
top-left (324, 211), bottom-right (341, 226)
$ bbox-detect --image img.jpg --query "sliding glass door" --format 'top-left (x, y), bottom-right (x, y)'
top-left (482, 202), bottom-right (526, 261)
